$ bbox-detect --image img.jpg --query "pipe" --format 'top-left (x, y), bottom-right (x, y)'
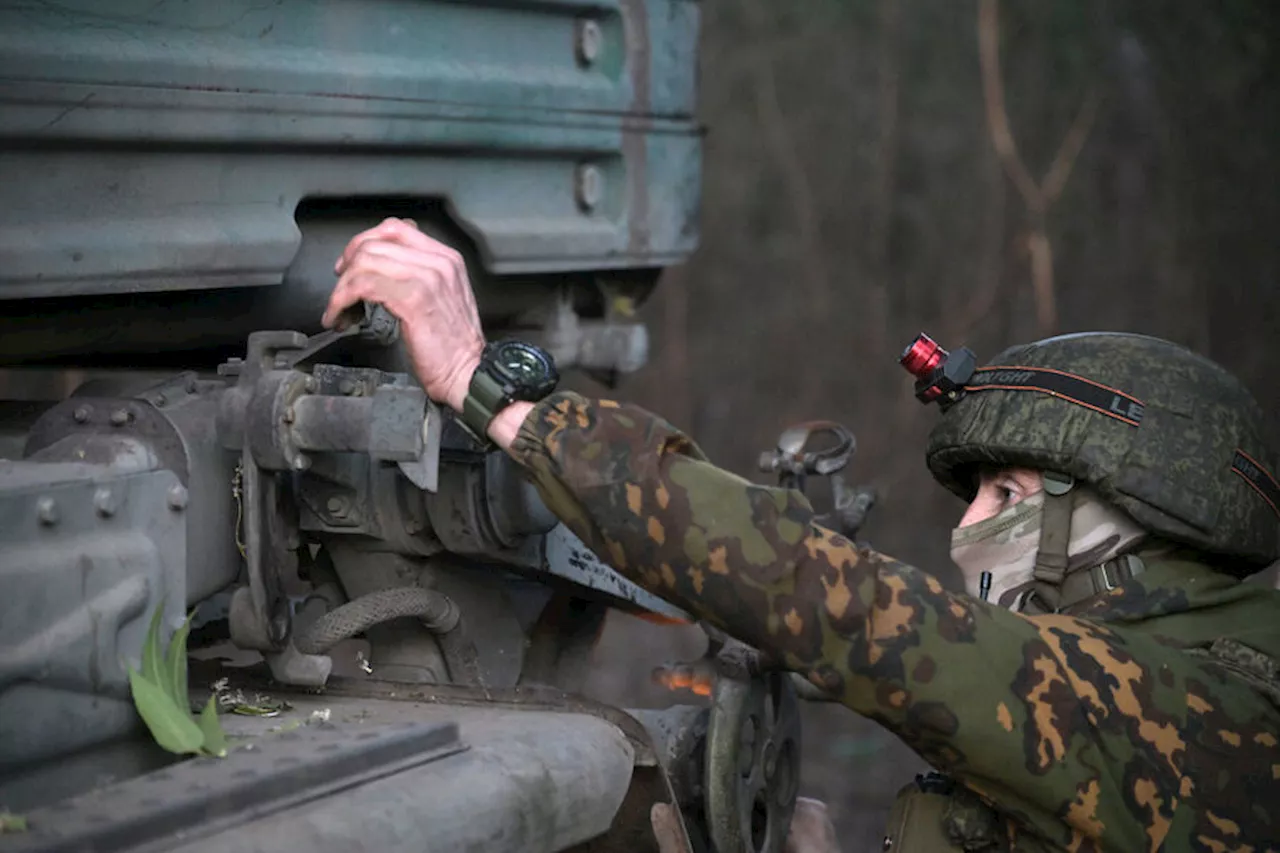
top-left (293, 587), bottom-right (482, 686)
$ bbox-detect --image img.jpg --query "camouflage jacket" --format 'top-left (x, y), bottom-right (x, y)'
top-left (510, 392), bottom-right (1280, 853)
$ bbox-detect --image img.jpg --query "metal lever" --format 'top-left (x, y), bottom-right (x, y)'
top-left (278, 302), bottom-right (401, 369)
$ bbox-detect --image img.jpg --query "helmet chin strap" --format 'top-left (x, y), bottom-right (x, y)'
top-left (1020, 470), bottom-right (1147, 614)
top-left (1025, 471), bottom-right (1077, 613)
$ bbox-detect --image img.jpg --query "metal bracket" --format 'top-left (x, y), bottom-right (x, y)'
top-left (215, 319), bottom-right (434, 683)
top-left (759, 420), bottom-right (877, 540)
top-left (758, 420), bottom-right (855, 493)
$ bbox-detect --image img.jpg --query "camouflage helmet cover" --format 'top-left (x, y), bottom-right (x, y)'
top-left (925, 332), bottom-right (1280, 573)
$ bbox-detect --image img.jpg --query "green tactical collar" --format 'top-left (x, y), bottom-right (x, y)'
top-left (1075, 551), bottom-right (1280, 658)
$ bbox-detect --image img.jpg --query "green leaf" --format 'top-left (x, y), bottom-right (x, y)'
top-left (197, 695), bottom-right (228, 758)
top-left (140, 604), bottom-right (166, 689)
top-left (128, 668), bottom-right (204, 756)
top-left (164, 610), bottom-right (195, 709)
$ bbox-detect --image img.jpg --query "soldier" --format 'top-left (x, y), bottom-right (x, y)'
top-left (324, 218), bottom-right (1280, 852)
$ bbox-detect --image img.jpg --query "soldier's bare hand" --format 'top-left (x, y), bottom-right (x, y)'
top-left (323, 217), bottom-right (485, 410)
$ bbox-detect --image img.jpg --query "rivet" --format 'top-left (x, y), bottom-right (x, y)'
top-left (109, 409), bottom-right (130, 426)
top-left (153, 393), bottom-right (167, 407)
top-left (326, 495), bottom-right (347, 516)
top-left (186, 377), bottom-right (198, 393)
top-left (575, 163), bottom-right (604, 212)
top-left (575, 18), bottom-right (602, 66)
top-left (36, 497), bottom-right (58, 525)
top-left (167, 484), bottom-right (189, 511)
top-left (94, 488), bottom-right (116, 517)
top-left (304, 376), bottom-right (317, 393)
top-left (73, 406), bottom-right (91, 423)
top-left (338, 379), bottom-right (355, 396)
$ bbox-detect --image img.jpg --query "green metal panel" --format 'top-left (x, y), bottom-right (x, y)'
top-left (0, 0), bottom-right (702, 299)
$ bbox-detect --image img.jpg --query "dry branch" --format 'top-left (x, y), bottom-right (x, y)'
top-left (741, 0), bottom-right (830, 314)
top-left (977, 0), bottom-right (1100, 336)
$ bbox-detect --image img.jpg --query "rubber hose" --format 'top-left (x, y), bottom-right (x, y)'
top-left (294, 587), bottom-right (481, 684)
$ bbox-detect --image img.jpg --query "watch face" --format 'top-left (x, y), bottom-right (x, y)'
top-left (489, 340), bottom-right (559, 397)
top-left (496, 342), bottom-right (547, 381)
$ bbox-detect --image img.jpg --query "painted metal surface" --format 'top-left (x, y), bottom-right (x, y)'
top-left (0, 0), bottom-right (702, 299)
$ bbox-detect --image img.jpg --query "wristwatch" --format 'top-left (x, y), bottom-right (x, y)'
top-left (457, 339), bottom-right (560, 444)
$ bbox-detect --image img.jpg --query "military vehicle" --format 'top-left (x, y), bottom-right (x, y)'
top-left (0, 2), bottom-right (873, 850)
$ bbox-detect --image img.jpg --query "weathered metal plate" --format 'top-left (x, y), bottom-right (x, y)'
top-left (0, 461), bottom-right (186, 772)
top-left (2, 720), bottom-right (465, 853)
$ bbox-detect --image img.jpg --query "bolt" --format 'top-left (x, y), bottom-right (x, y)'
top-left (326, 495), bottom-right (348, 517)
top-left (153, 393), bottom-right (167, 407)
top-left (405, 517), bottom-right (422, 535)
top-left (304, 376), bottom-right (317, 393)
top-left (575, 17), bottom-right (602, 66)
top-left (167, 484), bottom-right (189, 511)
top-left (109, 409), bottom-right (130, 426)
top-left (73, 405), bottom-right (91, 423)
top-left (575, 163), bottom-right (604, 212)
top-left (292, 454), bottom-right (311, 472)
top-left (282, 406), bottom-right (295, 424)
top-left (338, 379), bottom-right (355, 396)
top-left (93, 488), bottom-right (116, 517)
top-left (36, 497), bottom-right (57, 526)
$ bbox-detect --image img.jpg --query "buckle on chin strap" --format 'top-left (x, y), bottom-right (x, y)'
top-left (1092, 554), bottom-right (1146, 593)
top-left (1031, 472), bottom-right (1076, 611)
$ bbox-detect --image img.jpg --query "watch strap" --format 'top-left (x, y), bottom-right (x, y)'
top-left (460, 368), bottom-right (510, 441)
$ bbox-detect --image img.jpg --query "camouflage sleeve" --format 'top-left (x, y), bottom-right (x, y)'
top-left (510, 392), bottom-right (1280, 852)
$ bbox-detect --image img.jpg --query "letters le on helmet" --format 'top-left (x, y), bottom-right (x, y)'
top-left (902, 331), bottom-right (1280, 580)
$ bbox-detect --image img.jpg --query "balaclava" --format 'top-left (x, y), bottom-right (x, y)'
top-left (950, 483), bottom-right (1147, 611)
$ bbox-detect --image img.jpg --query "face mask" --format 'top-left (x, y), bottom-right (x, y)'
top-left (950, 492), bottom-right (1045, 610)
top-left (950, 486), bottom-right (1147, 611)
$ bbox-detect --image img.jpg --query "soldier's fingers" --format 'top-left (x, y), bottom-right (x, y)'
top-left (335, 218), bottom-right (423, 273)
top-left (339, 243), bottom-right (456, 294)
top-left (336, 224), bottom-right (463, 277)
top-left (341, 240), bottom-right (437, 279)
top-left (328, 250), bottom-right (459, 328)
top-left (323, 259), bottom-right (412, 327)
top-left (334, 219), bottom-right (408, 272)
top-left (324, 271), bottom-right (411, 329)
top-left (369, 218), bottom-right (461, 260)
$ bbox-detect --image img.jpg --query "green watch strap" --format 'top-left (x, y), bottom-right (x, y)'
top-left (461, 369), bottom-right (509, 440)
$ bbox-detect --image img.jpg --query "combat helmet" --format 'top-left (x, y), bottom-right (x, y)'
top-left (900, 331), bottom-right (1279, 609)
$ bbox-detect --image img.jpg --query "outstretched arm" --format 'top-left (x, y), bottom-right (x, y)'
top-left (321, 218), bottom-right (1269, 853)
top-left (506, 391), bottom-right (1267, 853)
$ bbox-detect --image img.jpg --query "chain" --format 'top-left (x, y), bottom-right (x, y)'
top-left (231, 462), bottom-right (246, 558)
